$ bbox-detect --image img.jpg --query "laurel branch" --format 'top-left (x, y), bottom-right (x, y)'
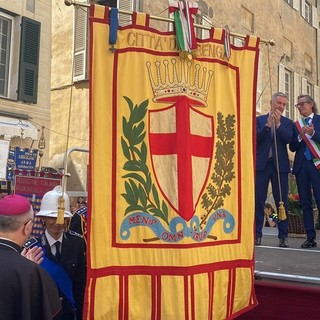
top-left (121, 96), bottom-right (169, 225)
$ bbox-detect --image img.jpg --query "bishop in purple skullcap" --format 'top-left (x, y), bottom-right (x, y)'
top-left (0, 194), bottom-right (32, 216)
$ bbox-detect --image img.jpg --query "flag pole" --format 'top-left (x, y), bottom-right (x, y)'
top-left (64, 0), bottom-right (275, 46)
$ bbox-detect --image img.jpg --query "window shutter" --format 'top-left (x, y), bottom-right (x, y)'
top-left (201, 15), bottom-right (211, 40)
top-left (312, 6), bottom-right (318, 28)
top-left (233, 38), bottom-right (244, 47)
top-left (73, 6), bottom-right (88, 82)
top-left (118, 0), bottom-right (133, 26)
top-left (278, 63), bottom-right (285, 93)
top-left (292, 0), bottom-right (300, 11)
top-left (301, 0), bottom-right (306, 18)
top-left (18, 17), bottom-right (41, 103)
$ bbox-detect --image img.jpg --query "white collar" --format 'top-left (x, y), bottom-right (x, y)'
top-left (306, 113), bottom-right (314, 120)
top-left (45, 229), bottom-right (63, 247)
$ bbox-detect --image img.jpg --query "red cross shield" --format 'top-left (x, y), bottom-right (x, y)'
top-left (149, 98), bottom-right (214, 221)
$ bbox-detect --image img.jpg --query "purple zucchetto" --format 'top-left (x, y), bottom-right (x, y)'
top-left (0, 194), bottom-right (32, 216)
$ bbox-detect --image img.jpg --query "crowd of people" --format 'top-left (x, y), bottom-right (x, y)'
top-left (255, 92), bottom-right (320, 249)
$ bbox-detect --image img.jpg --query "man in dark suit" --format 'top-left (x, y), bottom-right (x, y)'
top-left (290, 94), bottom-right (320, 248)
top-left (0, 194), bottom-right (61, 320)
top-left (255, 92), bottom-right (293, 247)
top-left (36, 186), bottom-right (86, 320)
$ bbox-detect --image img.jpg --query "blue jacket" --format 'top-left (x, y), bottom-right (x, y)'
top-left (256, 114), bottom-right (293, 172)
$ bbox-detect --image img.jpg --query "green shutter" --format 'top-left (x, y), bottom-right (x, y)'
top-left (18, 17), bottom-right (41, 103)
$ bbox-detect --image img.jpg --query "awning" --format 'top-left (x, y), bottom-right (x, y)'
top-left (0, 116), bottom-right (38, 140)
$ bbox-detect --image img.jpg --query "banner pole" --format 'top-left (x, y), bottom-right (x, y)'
top-left (64, 0), bottom-right (275, 46)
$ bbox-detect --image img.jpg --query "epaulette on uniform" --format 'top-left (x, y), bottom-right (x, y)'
top-left (68, 230), bottom-right (84, 238)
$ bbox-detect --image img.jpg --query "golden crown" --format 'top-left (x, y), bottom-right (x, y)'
top-left (146, 59), bottom-right (213, 107)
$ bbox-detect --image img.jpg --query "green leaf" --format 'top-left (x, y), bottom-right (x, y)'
top-left (161, 201), bottom-right (169, 220)
top-left (139, 185), bottom-right (147, 208)
top-left (140, 141), bottom-right (147, 163)
top-left (123, 172), bottom-right (146, 187)
top-left (145, 173), bottom-right (152, 194)
top-left (122, 117), bottom-right (130, 140)
top-left (130, 106), bottom-right (141, 124)
top-left (132, 122), bottom-right (145, 139)
top-left (121, 137), bottom-right (131, 160)
top-left (124, 181), bottom-right (135, 204)
top-left (213, 197), bottom-right (224, 210)
top-left (129, 179), bottom-right (139, 202)
top-left (132, 132), bottom-right (146, 145)
top-left (123, 96), bottom-right (134, 112)
top-left (123, 160), bottom-right (143, 172)
top-left (152, 184), bottom-right (160, 208)
top-left (149, 208), bottom-right (168, 224)
top-left (124, 204), bottom-right (145, 215)
top-left (121, 193), bottom-right (135, 206)
top-left (201, 194), bottom-right (212, 210)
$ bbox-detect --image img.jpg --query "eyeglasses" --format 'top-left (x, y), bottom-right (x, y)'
top-left (295, 101), bottom-right (309, 108)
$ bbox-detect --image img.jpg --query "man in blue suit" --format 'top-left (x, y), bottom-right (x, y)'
top-left (255, 92), bottom-right (293, 247)
top-left (290, 94), bottom-right (320, 248)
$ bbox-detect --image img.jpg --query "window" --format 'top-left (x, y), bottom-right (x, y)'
top-left (279, 64), bottom-right (292, 118)
top-left (0, 14), bottom-right (12, 97)
top-left (285, 0), bottom-right (300, 11)
top-left (0, 12), bottom-right (40, 103)
top-left (301, 0), bottom-right (312, 24)
top-left (304, 1), bottom-right (311, 23)
top-left (74, 0), bottom-right (138, 82)
top-left (284, 70), bottom-right (292, 118)
top-left (306, 82), bottom-right (312, 95)
top-left (93, 0), bottom-right (138, 26)
top-left (119, 0), bottom-right (134, 26)
top-left (194, 13), bottom-right (211, 39)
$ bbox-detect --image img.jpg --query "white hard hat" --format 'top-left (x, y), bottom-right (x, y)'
top-left (36, 185), bottom-right (72, 218)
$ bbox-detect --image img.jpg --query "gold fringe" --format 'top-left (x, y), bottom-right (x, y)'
top-left (278, 201), bottom-right (287, 221)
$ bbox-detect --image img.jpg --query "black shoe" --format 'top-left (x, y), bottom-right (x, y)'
top-left (255, 237), bottom-right (261, 245)
top-left (279, 238), bottom-right (289, 248)
top-left (301, 239), bottom-right (317, 248)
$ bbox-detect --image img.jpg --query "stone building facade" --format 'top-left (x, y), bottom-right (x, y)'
top-left (0, 0), bottom-right (52, 171)
top-left (51, 0), bottom-right (319, 193)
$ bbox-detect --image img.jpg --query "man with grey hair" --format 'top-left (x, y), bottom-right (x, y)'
top-left (255, 92), bottom-right (293, 247)
top-left (290, 94), bottom-right (320, 248)
top-left (0, 194), bottom-right (61, 319)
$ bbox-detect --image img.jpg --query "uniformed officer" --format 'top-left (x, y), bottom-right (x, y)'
top-left (36, 186), bottom-right (86, 320)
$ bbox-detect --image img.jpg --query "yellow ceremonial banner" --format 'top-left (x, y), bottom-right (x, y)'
top-left (87, 5), bottom-right (258, 320)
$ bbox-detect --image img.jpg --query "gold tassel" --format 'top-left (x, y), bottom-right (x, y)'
top-left (278, 201), bottom-right (287, 221)
top-left (56, 196), bottom-right (65, 225)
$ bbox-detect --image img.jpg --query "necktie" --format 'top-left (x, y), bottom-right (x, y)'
top-left (305, 117), bottom-right (312, 160)
top-left (54, 241), bottom-right (61, 261)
